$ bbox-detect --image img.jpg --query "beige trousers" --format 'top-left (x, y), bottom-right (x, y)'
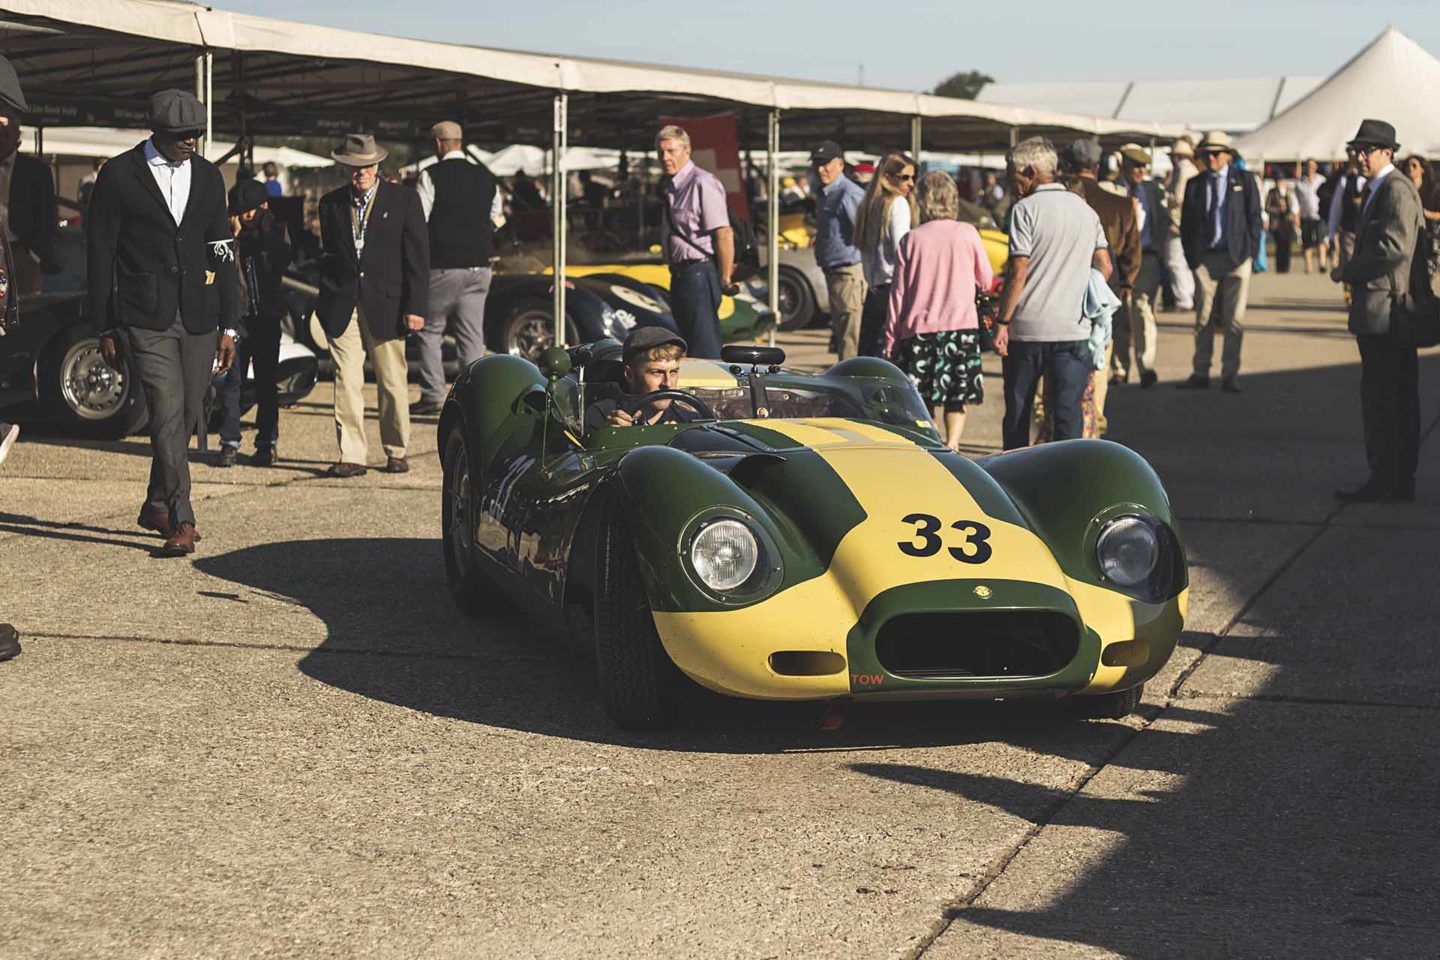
top-left (1191, 251), bottom-right (1251, 380)
top-left (825, 263), bottom-right (867, 360)
top-left (330, 309), bottom-right (410, 464)
top-left (1113, 252), bottom-right (1161, 378)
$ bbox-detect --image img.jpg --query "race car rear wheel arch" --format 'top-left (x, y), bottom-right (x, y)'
top-left (40, 326), bottom-right (149, 439)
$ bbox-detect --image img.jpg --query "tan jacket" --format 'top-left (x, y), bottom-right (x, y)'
top-left (1166, 158), bottom-right (1198, 237)
top-left (1069, 176), bottom-right (1141, 293)
top-left (1342, 170), bottom-right (1424, 336)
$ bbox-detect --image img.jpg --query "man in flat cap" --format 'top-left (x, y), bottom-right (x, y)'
top-left (0, 53), bottom-right (55, 295)
top-left (0, 53), bottom-right (26, 660)
top-left (86, 88), bottom-right (239, 556)
top-left (315, 133), bottom-right (428, 476)
top-left (410, 120), bottom-right (501, 416)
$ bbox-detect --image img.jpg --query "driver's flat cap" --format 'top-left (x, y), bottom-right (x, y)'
top-left (623, 326), bottom-right (687, 364)
top-left (147, 88), bottom-right (206, 134)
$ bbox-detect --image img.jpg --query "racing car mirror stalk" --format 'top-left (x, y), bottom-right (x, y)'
top-left (538, 346), bottom-right (572, 381)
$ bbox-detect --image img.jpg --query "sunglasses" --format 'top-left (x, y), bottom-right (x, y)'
top-left (1347, 145), bottom-right (1383, 156)
top-left (896, 174), bottom-right (916, 182)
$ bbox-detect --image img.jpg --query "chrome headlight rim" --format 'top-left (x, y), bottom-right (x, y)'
top-left (680, 508), bottom-right (784, 604)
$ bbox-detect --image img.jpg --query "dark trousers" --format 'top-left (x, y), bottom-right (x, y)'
top-left (126, 318), bottom-right (214, 527)
top-left (669, 259), bottom-right (723, 359)
top-left (216, 316), bottom-right (281, 451)
top-left (1272, 226), bottom-right (1294, 273)
top-left (1002, 339), bottom-right (1090, 451)
top-left (858, 284), bottom-right (889, 358)
top-left (1358, 334), bottom-right (1420, 490)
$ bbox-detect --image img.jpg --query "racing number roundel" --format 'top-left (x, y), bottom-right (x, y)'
top-left (897, 513), bottom-right (993, 564)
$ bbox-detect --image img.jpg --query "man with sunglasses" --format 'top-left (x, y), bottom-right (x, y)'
top-left (811, 140), bottom-right (867, 360)
top-left (1177, 131), bottom-right (1263, 393)
top-left (1331, 119), bottom-right (1426, 504)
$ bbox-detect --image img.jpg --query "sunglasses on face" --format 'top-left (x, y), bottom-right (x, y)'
top-left (1348, 145), bottom-right (1382, 157)
top-left (897, 174), bottom-right (915, 182)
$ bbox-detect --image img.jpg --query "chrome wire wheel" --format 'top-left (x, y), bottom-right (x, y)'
top-left (506, 310), bottom-right (555, 362)
top-left (60, 338), bottom-right (127, 421)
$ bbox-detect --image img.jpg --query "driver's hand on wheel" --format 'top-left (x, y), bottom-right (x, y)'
top-left (606, 408), bottom-right (637, 428)
top-left (99, 334), bottom-right (120, 368)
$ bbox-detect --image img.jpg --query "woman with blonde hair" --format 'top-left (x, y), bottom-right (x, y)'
top-left (855, 152), bottom-right (918, 356)
top-left (884, 171), bottom-right (994, 451)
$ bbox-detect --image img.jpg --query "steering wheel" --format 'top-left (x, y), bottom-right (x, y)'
top-left (638, 389), bottom-right (716, 421)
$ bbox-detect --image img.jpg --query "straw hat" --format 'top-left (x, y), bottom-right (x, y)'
top-left (331, 132), bottom-right (388, 166)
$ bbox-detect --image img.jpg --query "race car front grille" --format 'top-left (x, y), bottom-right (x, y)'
top-left (874, 611), bottom-right (1080, 680)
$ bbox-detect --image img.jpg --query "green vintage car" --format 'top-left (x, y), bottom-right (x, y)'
top-left (439, 341), bottom-right (1188, 729)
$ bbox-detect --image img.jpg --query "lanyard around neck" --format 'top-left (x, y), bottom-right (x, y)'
top-left (351, 187), bottom-right (378, 249)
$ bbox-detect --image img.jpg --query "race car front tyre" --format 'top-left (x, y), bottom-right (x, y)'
top-left (441, 429), bottom-right (495, 617)
top-left (1067, 683), bottom-right (1145, 720)
top-left (594, 508), bottom-right (679, 730)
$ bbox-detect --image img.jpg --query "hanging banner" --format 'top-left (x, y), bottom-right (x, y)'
top-left (660, 111), bottom-right (749, 221)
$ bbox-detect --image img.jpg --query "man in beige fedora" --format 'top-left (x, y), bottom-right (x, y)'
top-left (1164, 135), bottom-right (1198, 311)
top-left (315, 133), bottom-right (429, 476)
top-left (1177, 130), bottom-right (1262, 393)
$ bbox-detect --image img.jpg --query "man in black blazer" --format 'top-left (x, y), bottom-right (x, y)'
top-left (1177, 130), bottom-right (1263, 393)
top-left (87, 89), bottom-right (239, 556)
top-left (315, 133), bottom-right (428, 477)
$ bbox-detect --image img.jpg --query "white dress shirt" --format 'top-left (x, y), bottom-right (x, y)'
top-left (144, 137), bottom-right (191, 224)
top-left (416, 149), bottom-right (505, 227)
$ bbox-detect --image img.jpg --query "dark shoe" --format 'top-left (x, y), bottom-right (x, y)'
top-left (1139, 370), bottom-right (1158, 389)
top-left (384, 456), bottom-right (410, 474)
top-left (250, 447), bottom-right (276, 467)
top-left (137, 503), bottom-right (174, 539)
top-left (215, 445), bottom-right (238, 468)
top-left (1335, 480), bottom-right (1401, 504)
top-left (326, 462), bottom-right (368, 478)
top-left (1221, 376), bottom-right (1241, 394)
top-left (1176, 375), bottom-right (1210, 390)
top-left (410, 400), bottom-right (443, 416)
top-left (0, 421), bottom-right (18, 466)
top-left (0, 624), bottom-right (19, 662)
top-left (157, 522), bottom-right (199, 557)
top-left (1108, 373), bottom-right (1128, 386)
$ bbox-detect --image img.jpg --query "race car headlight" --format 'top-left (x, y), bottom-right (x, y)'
top-left (1096, 516), bottom-right (1160, 587)
top-left (690, 519), bottom-right (759, 592)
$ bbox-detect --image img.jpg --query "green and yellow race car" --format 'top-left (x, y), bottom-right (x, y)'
top-left (439, 342), bottom-right (1187, 729)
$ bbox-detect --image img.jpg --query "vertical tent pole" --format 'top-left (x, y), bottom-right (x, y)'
top-left (194, 54), bottom-right (205, 158)
top-left (205, 48), bottom-right (213, 157)
top-left (34, 124), bottom-right (41, 155)
top-left (767, 109), bottom-right (780, 348)
top-left (552, 92), bottom-right (568, 346)
top-left (910, 115), bottom-right (922, 164)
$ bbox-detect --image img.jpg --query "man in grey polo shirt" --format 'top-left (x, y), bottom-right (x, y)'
top-left (811, 140), bottom-right (867, 359)
top-left (994, 137), bottom-right (1112, 450)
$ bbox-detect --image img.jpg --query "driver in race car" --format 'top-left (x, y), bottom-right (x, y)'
top-left (584, 327), bottom-right (699, 431)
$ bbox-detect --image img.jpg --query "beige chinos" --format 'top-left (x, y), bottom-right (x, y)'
top-left (825, 263), bottom-right (867, 360)
top-left (330, 308), bottom-right (410, 464)
top-left (1191, 251), bottom-right (1250, 380)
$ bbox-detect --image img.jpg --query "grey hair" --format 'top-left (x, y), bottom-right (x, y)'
top-left (1009, 136), bottom-right (1058, 176)
top-left (916, 170), bottom-right (960, 223)
top-left (656, 125), bottom-right (691, 149)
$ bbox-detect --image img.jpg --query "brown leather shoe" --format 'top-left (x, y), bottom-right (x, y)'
top-left (384, 456), bottom-right (410, 474)
top-left (137, 503), bottom-right (173, 538)
top-left (157, 522), bottom-right (199, 557)
top-left (326, 462), bottom-right (368, 478)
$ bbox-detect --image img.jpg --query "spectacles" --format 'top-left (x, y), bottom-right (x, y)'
top-left (1347, 145), bottom-right (1382, 157)
top-left (897, 174), bottom-right (916, 182)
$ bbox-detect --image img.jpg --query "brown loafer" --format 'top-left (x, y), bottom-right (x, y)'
top-left (157, 522), bottom-right (199, 557)
top-left (137, 503), bottom-right (173, 538)
top-left (326, 462), bottom-right (368, 478)
top-left (384, 456), bottom-right (410, 474)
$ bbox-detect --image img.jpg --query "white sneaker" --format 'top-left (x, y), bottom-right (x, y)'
top-left (0, 421), bottom-right (18, 466)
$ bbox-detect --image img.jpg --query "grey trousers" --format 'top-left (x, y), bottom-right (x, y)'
top-left (126, 318), bottom-right (214, 527)
top-left (417, 267), bottom-right (491, 404)
top-left (1191, 251), bottom-right (1251, 380)
top-left (1114, 251), bottom-right (1161, 378)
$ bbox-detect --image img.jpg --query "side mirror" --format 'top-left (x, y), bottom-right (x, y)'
top-left (538, 346), bottom-right (572, 381)
top-left (721, 345), bottom-right (786, 367)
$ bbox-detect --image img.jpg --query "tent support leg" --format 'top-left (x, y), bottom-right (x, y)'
top-left (552, 93), bottom-right (568, 347)
top-left (910, 115), bottom-right (922, 163)
top-left (767, 109), bottom-right (780, 347)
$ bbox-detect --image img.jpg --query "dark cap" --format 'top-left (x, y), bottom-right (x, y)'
top-left (228, 178), bottom-right (270, 216)
top-left (622, 326), bottom-right (687, 365)
top-left (809, 140), bottom-right (844, 164)
top-left (1346, 118), bottom-right (1400, 151)
top-left (0, 54), bottom-right (27, 115)
top-left (147, 88), bottom-right (206, 135)
top-left (1062, 138), bottom-right (1103, 171)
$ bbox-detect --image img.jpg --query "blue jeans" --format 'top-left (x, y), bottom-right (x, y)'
top-left (1002, 339), bottom-right (1090, 450)
top-left (669, 259), bottom-right (723, 359)
top-left (216, 317), bottom-right (281, 451)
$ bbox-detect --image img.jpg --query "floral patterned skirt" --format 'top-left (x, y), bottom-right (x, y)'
top-left (892, 330), bottom-right (984, 407)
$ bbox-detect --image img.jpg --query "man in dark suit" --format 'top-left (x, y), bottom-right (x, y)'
top-left (0, 53), bottom-right (24, 660)
top-left (0, 52), bottom-right (53, 296)
top-left (1178, 130), bottom-right (1263, 393)
top-left (1119, 144), bottom-right (1169, 388)
top-left (315, 133), bottom-right (428, 477)
top-left (1332, 119), bottom-right (1426, 503)
top-left (87, 89), bottom-right (239, 556)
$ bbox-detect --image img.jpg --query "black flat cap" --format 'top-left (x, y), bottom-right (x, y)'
top-left (147, 88), bottom-right (206, 135)
top-left (228, 178), bottom-right (270, 216)
top-left (1347, 118), bottom-right (1400, 151)
top-left (622, 326), bottom-right (687, 364)
top-left (0, 54), bottom-right (26, 116)
top-left (809, 140), bottom-right (844, 164)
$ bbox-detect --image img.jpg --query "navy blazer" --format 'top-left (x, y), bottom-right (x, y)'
top-left (1180, 165), bottom-right (1263, 270)
top-left (315, 180), bottom-right (429, 343)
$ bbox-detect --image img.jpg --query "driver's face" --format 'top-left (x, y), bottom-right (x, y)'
top-left (626, 359), bottom-right (681, 400)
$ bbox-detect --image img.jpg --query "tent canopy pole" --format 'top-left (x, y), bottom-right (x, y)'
top-left (552, 92), bottom-right (568, 346)
top-left (910, 116), bottom-right (922, 164)
top-left (767, 109), bottom-right (779, 347)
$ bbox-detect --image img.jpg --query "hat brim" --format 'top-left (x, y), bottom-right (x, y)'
top-left (151, 124), bottom-right (207, 136)
top-left (1346, 138), bottom-right (1400, 151)
top-left (332, 149), bottom-right (388, 166)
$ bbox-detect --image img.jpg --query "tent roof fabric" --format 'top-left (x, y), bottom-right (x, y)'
top-left (1237, 28), bottom-right (1440, 161)
top-left (979, 75), bottom-right (1324, 134)
top-left (0, 0), bottom-right (1183, 153)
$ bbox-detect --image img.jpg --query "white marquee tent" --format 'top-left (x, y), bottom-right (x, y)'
top-left (1237, 28), bottom-right (1440, 161)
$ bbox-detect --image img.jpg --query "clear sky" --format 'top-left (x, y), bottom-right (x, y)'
top-left (226, 0), bottom-right (1440, 91)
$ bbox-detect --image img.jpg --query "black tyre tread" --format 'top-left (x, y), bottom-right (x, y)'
top-left (594, 508), bottom-right (678, 730)
top-left (1067, 683), bottom-right (1144, 720)
top-left (776, 266), bottom-right (816, 331)
top-left (441, 429), bottom-right (498, 617)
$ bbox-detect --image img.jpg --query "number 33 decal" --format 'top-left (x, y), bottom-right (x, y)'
top-left (898, 513), bottom-right (993, 563)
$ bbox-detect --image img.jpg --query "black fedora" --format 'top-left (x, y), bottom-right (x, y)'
top-left (1346, 118), bottom-right (1400, 151)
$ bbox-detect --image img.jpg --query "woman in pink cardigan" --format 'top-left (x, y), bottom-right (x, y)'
top-left (884, 171), bottom-right (995, 451)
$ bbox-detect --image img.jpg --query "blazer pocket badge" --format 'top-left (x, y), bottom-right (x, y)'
top-left (205, 270), bottom-right (216, 285)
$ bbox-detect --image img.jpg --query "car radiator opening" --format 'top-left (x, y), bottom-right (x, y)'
top-left (874, 611), bottom-right (1080, 680)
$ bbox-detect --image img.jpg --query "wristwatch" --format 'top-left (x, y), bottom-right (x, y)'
top-left (222, 328), bottom-right (239, 340)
